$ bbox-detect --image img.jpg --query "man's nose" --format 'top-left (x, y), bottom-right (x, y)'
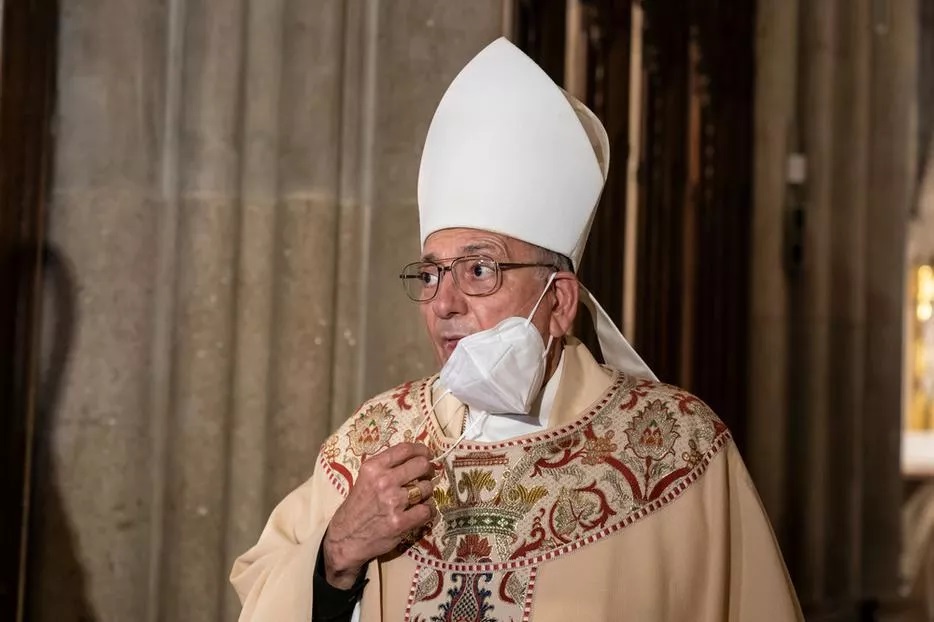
top-left (430, 270), bottom-right (467, 317)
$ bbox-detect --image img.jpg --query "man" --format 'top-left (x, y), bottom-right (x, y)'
top-left (231, 38), bottom-right (802, 621)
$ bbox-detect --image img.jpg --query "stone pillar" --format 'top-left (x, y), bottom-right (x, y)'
top-left (863, 0), bottom-right (917, 604)
top-left (32, 1), bottom-right (506, 621)
top-left (826, 0), bottom-right (872, 607)
top-left (748, 0), bottom-right (797, 551)
top-left (791, 0), bottom-right (838, 602)
top-left (750, 0), bottom-right (917, 617)
top-left (160, 0), bottom-right (248, 619)
top-left (221, 0), bottom-right (287, 618)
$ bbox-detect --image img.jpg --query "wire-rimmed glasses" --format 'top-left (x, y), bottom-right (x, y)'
top-left (399, 254), bottom-right (557, 302)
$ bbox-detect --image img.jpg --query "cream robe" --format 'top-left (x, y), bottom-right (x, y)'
top-left (231, 340), bottom-right (802, 621)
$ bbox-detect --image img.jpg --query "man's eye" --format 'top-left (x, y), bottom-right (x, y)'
top-left (419, 271), bottom-right (439, 286)
top-left (468, 262), bottom-right (496, 279)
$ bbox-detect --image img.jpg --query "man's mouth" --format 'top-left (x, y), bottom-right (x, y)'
top-left (441, 335), bottom-right (465, 353)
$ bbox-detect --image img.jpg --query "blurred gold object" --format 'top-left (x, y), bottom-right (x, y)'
top-left (909, 264), bottom-right (934, 431)
top-left (405, 482), bottom-right (423, 507)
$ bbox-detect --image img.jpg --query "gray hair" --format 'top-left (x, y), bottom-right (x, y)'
top-left (534, 245), bottom-right (574, 279)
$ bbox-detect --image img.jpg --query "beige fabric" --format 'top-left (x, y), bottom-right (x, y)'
top-left (902, 483), bottom-right (934, 620)
top-left (231, 340), bottom-right (802, 621)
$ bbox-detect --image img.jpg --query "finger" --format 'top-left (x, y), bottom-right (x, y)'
top-left (422, 498), bottom-right (438, 523)
top-left (396, 477), bottom-right (435, 509)
top-left (398, 502), bottom-right (434, 532)
top-left (389, 454), bottom-right (435, 487)
top-left (373, 442), bottom-right (432, 468)
top-left (410, 478), bottom-right (434, 506)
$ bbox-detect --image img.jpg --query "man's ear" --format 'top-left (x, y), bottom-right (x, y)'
top-left (549, 273), bottom-right (579, 338)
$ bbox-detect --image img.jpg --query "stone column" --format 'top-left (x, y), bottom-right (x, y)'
top-left (159, 0), bottom-right (248, 619)
top-left (863, 0), bottom-right (918, 604)
top-left (826, 0), bottom-right (872, 608)
top-left (33, 2), bottom-right (506, 621)
top-left (750, 0), bottom-right (917, 617)
top-left (748, 0), bottom-right (797, 550)
top-left (791, 0), bottom-right (838, 603)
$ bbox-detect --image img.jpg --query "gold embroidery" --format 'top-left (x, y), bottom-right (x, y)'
top-left (321, 369), bottom-right (730, 577)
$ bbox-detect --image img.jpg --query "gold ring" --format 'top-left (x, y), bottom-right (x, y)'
top-left (405, 482), bottom-right (423, 506)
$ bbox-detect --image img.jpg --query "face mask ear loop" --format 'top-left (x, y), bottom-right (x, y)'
top-left (433, 411), bottom-right (489, 464)
top-left (542, 334), bottom-right (555, 361)
top-left (413, 388), bottom-right (452, 438)
top-left (525, 271), bottom-right (559, 327)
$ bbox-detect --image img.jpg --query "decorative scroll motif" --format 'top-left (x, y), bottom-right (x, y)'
top-left (319, 370), bottom-right (730, 620)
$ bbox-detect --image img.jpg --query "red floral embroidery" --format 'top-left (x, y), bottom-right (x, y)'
top-left (510, 510), bottom-right (548, 560)
top-left (549, 482), bottom-right (616, 543)
top-left (347, 403), bottom-right (398, 457)
top-left (455, 535), bottom-right (493, 563)
top-left (619, 385), bottom-right (649, 411)
top-left (321, 434), bottom-right (341, 462)
top-left (581, 428), bottom-right (618, 465)
top-left (321, 370), bottom-right (729, 593)
top-left (624, 400), bottom-right (680, 461)
top-left (392, 380), bottom-right (415, 410)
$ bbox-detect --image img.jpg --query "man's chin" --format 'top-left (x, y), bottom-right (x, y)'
top-left (435, 346), bottom-right (452, 366)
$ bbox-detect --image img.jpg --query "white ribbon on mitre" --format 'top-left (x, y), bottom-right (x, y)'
top-left (417, 37), bottom-right (656, 381)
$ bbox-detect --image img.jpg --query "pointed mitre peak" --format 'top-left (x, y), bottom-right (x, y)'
top-left (417, 37), bottom-right (609, 269)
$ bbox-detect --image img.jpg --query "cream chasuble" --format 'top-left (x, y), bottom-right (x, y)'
top-left (231, 339), bottom-right (802, 621)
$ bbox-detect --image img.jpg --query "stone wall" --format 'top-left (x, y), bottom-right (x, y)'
top-left (29, 2), bottom-right (505, 620)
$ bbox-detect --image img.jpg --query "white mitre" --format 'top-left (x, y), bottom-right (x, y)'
top-left (417, 37), bottom-right (656, 381)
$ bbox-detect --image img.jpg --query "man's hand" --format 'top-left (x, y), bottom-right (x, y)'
top-left (322, 442), bottom-right (436, 589)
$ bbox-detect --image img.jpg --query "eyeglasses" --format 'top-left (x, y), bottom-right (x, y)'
top-left (399, 254), bottom-right (558, 302)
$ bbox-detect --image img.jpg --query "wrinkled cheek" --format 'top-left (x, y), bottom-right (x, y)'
top-left (422, 325), bottom-right (446, 364)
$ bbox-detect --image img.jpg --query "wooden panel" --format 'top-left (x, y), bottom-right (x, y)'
top-left (576, 0), bottom-right (633, 362)
top-left (688, 0), bottom-right (755, 449)
top-left (515, 0), bottom-right (634, 362)
top-left (633, 0), bottom-right (753, 448)
top-left (0, 0), bottom-right (59, 618)
top-left (918, 0), bottom-right (934, 204)
top-left (513, 0), bottom-right (567, 84)
top-left (636, 1), bottom-right (690, 381)
top-left (514, 0), bottom-right (755, 447)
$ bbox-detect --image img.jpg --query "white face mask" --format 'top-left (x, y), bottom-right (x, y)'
top-left (438, 273), bottom-right (557, 414)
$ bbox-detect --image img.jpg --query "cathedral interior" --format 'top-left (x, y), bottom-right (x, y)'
top-left (2, 0), bottom-right (934, 620)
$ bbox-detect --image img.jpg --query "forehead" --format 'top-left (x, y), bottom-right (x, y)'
top-left (422, 228), bottom-right (533, 260)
